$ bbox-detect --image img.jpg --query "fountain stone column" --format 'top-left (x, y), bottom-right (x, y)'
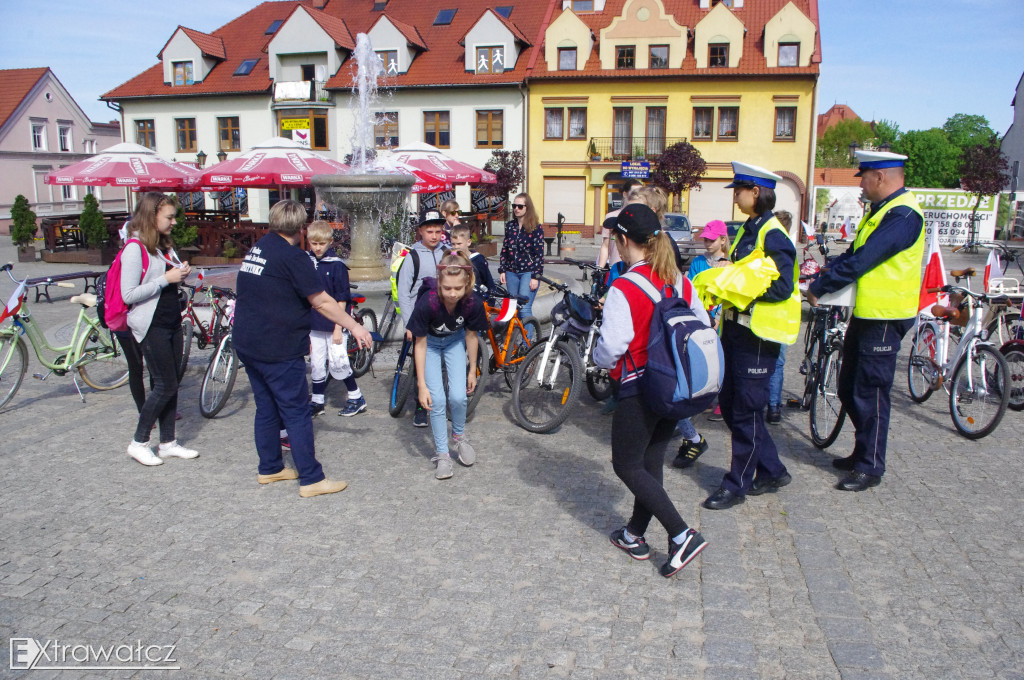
top-left (311, 173), bottom-right (415, 281)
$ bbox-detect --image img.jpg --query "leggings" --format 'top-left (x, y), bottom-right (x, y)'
top-left (611, 394), bottom-right (689, 540)
top-left (113, 330), bottom-right (146, 412)
top-left (133, 325), bottom-right (183, 444)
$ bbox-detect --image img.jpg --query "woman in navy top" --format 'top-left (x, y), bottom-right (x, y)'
top-left (498, 192), bottom-right (544, 339)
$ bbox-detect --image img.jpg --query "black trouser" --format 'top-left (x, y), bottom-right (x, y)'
top-left (611, 394), bottom-right (688, 540)
top-left (113, 330), bottom-right (146, 413)
top-left (133, 325), bottom-right (183, 444)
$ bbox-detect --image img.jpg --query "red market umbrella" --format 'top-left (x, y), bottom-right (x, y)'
top-left (389, 142), bottom-right (497, 185)
top-left (368, 156), bottom-right (452, 194)
top-left (198, 137), bottom-right (351, 188)
top-left (44, 142), bottom-right (201, 190)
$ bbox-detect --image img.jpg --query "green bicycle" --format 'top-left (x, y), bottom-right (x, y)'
top-left (1, 263), bottom-right (129, 410)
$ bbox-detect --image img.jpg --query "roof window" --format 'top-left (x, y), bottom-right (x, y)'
top-left (433, 9), bottom-right (457, 25)
top-left (234, 59), bottom-right (259, 76)
top-left (495, 6), bottom-right (513, 18)
top-left (265, 20), bottom-right (283, 35)
top-left (372, 1), bottom-right (387, 10)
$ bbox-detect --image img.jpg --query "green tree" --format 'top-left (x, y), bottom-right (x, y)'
top-left (10, 194), bottom-right (37, 249)
top-left (894, 128), bottom-right (961, 188)
top-left (649, 141), bottom-right (707, 212)
top-left (873, 119), bottom-right (902, 148)
top-left (816, 118), bottom-right (875, 168)
top-left (815, 188), bottom-right (832, 223)
top-left (942, 114), bottom-right (997, 150)
top-left (171, 202), bottom-right (198, 248)
top-left (79, 193), bottom-right (108, 249)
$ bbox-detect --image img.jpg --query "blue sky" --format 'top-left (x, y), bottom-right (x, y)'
top-left (1, 0), bottom-right (1021, 134)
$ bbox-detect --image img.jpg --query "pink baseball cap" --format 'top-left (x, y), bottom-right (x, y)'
top-left (699, 220), bottom-right (728, 240)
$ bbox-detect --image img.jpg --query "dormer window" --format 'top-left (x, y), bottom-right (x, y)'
top-left (558, 47), bottom-right (577, 71)
top-left (476, 47), bottom-right (505, 74)
top-left (616, 46), bottom-right (635, 69)
top-left (650, 46), bottom-right (669, 69)
top-left (778, 42), bottom-right (799, 67)
top-left (173, 61), bottom-right (194, 86)
top-left (572, 0), bottom-right (594, 11)
top-left (372, 1), bottom-right (388, 10)
top-left (434, 9), bottom-right (457, 25)
top-left (377, 50), bottom-right (399, 75)
top-left (709, 44), bottom-right (728, 68)
top-left (265, 20), bottom-right (283, 35)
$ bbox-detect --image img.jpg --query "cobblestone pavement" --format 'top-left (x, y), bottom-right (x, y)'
top-left (1, 241), bottom-right (1023, 679)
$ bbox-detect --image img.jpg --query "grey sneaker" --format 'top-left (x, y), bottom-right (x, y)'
top-left (453, 433), bottom-right (476, 466)
top-left (432, 454), bottom-right (454, 480)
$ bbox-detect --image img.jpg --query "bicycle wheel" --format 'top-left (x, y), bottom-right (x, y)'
top-left (178, 317), bottom-right (193, 381)
top-left (986, 309), bottom-right (1024, 345)
top-left (200, 334), bottom-right (238, 418)
top-left (907, 322), bottom-right (938, 403)
top-left (0, 334), bottom-right (28, 410)
top-left (388, 339), bottom-right (415, 417)
top-left (376, 301), bottom-right (396, 353)
top-left (949, 343), bottom-right (1009, 439)
top-left (1001, 343), bottom-right (1024, 411)
top-left (511, 338), bottom-right (583, 433)
top-left (809, 345), bottom-right (846, 449)
top-left (349, 308), bottom-right (377, 378)
top-left (501, 317), bottom-right (539, 388)
top-left (586, 365), bottom-right (614, 402)
top-left (800, 333), bottom-right (821, 409)
top-left (76, 326), bottom-right (130, 390)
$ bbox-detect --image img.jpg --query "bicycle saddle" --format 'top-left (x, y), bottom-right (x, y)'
top-left (71, 293), bottom-right (97, 308)
top-left (950, 267), bottom-right (975, 278)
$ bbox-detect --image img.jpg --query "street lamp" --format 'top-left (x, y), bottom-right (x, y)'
top-left (848, 141), bottom-right (859, 164)
top-left (217, 149), bottom-right (228, 163)
top-left (879, 141), bottom-right (892, 153)
top-left (196, 150), bottom-right (207, 168)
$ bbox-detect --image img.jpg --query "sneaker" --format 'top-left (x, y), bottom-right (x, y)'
top-left (432, 454), bottom-right (454, 480)
top-left (280, 436), bottom-right (291, 450)
top-left (707, 405), bottom-right (723, 422)
top-left (311, 401), bottom-right (325, 418)
top-left (453, 433), bottom-right (476, 466)
top-left (660, 529), bottom-right (708, 578)
top-left (258, 468), bottom-right (298, 484)
top-left (413, 406), bottom-right (429, 428)
top-left (600, 394), bottom-right (618, 415)
top-left (157, 441), bottom-right (199, 459)
top-left (339, 397), bottom-right (368, 417)
top-left (609, 527), bottom-right (651, 561)
top-left (672, 436), bottom-right (708, 469)
top-left (128, 440), bottom-right (163, 466)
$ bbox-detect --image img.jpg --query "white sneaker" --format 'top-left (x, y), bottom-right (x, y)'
top-left (158, 441), bottom-right (199, 459)
top-left (128, 440), bottom-right (163, 466)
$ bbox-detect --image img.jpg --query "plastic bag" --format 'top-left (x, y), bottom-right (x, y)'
top-left (328, 335), bottom-right (353, 380)
top-left (702, 249), bottom-right (780, 311)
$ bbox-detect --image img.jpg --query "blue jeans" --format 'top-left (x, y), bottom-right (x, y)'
top-left (505, 271), bottom-right (538, 340)
top-left (677, 417), bottom-right (698, 440)
top-left (768, 345), bottom-right (787, 408)
top-left (424, 330), bottom-right (468, 454)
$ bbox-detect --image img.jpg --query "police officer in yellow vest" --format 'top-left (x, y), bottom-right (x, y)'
top-left (806, 150), bottom-right (925, 492)
top-left (704, 162), bottom-right (801, 510)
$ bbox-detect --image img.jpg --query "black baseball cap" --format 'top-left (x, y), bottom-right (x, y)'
top-left (614, 204), bottom-right (661, 242)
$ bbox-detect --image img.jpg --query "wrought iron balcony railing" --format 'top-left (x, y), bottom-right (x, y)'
top-left (587, 137), bottom-right (688, 161)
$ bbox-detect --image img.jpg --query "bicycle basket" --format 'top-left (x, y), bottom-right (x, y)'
top-left (567, 292), bottom-right (594, 326)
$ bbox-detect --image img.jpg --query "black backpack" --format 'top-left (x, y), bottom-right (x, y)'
top-left (94, 272), bottom-right (109, 329)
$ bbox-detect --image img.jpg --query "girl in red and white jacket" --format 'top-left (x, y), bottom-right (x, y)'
top-left (592, 204), bottom-right (708, 578)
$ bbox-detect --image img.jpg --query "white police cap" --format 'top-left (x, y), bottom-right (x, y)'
top-left (724, 161), bottom-right (783, 189)
top-left (854, 150), bottom-right (907, 176)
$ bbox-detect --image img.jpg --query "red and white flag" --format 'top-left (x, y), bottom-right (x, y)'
top-left (983, 248), bottom-right (1004, 292)
top-left (802, 221), bottom-right (815, 237)
top-left (839, 217), bottom-right (853, 240)
top-left (494, 297), bottom-right (518, 323)
top-left (1, 281), bottom-right (26, 322)
top-left (918, 226), bottom-right (947, 314)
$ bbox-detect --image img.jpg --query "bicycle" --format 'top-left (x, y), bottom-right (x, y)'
top-left (178, 281), bottom-right (235, 379)
top-left (804, 302), bottom-right (849, 448)
top-left (388, 331), bottom-right (490, 419)
top-left (375, 294), bottom-right (400, 354)
top-left (344, 284), bottom-right (378, 378)
top-left (511, 274), bottom-right (601, 433)
top-left (481, 284), bottom-right (541, 389)
top-left (907, 283), bottom-right (1011, 439)
top-left (1, 263), bottom-right (129, 410)
top-left (199, 290), bottom-right (239, 418)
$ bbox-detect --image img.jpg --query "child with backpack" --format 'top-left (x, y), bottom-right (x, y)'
top-left (592, 204), bottom-right (710, 578)
top-left (407, 251), bottom-right (489, 480)
top-left (306, 221), bottom-right (366, 418)
top-left (396, 212), bottom-right (450, 427)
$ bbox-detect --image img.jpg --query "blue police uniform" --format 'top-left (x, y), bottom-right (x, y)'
top-left (808, 186), bottom-right (924, 481)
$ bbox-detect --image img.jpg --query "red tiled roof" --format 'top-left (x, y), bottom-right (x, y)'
top-left (459, 8), bottom-right (531, 46)
top-left (814, 167), bottom-right (861, 187)
top-left (816, 104), bottom-right (861, 138)
top-left (157, 26), bottom-right (227, 61)
top-left (370, 14), bottom-right (427, 51)
top-left (303, 5), bottom-right (356, 51)
top-left (0, 67), bottom-right (48, 129)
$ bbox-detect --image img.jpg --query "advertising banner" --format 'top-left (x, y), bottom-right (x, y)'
top-left (911, 189), bottom-right (999, 246)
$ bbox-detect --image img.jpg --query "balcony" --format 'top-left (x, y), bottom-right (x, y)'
top-left (272, 80), bottom-right (333, 105)
top-left (587, 137), bottom-right (688, 162)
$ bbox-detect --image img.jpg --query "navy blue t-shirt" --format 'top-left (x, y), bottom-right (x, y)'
top-left (406, 289), bottom-right (489, 338)
top-left (233, 232), bottom-right (324, 361)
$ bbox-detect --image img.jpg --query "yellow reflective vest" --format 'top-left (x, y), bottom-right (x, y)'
top-left (850, 192), bottom-right (925, 320)
top-left (728, 216), bottom-right (801, 345)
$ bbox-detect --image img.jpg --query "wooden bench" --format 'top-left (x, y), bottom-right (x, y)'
top-left (26, 271), bottom-right (103, 303)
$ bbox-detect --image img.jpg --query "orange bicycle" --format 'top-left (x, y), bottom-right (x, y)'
top-left (482, 284), bottom-right (542, 389)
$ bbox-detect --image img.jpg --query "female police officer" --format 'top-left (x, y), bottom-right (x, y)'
top-left (703, 163), bottom-right (801, 510)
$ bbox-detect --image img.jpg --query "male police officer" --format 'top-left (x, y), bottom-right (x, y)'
top-left (806, 151), bottom-right (925, 491)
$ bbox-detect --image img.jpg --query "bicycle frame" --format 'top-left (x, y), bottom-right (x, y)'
top-left (916, 294), bottom-right (992, 390)
top-left (482, 294), bottom-right (533, 371)
top-left (5, 302), bottom-right (103, 374)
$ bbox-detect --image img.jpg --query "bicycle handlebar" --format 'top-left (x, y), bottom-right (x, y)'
top-left (930, 284), bottom-right (1010, 306)
top-left (564, 257), bottom-right (607, 272)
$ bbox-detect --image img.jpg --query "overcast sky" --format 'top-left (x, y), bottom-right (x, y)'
top-left (1, 0), bottom-right (1021, 134)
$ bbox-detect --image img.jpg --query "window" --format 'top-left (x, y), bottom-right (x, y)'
top-left (277, 111), bottom-right (327, 149)
top-left (135, 120), bottom-right (155, 149)
top-left (616, 46), bottom-right (635, 70)
top-left (568, 108), bottom-right (587, 139)
top-left (646, 107), bottom-right (666, 155)
top-left (433, 9), bottom-right (457, 25)
top-left (31, 122), bottom-right (46, 150)
top-left (62, 184), bottom-right (75, 201)
top-left (265, 20), bottom-right (283, 34)
top-left (58, 125), bottom-right (72, 152)
top-left (476, 46), bottom-right (505, 74)
top-left (476, 110), bottom-right (503, 148)
top-left (693, 108), bottom-right (713, 140)
top-left (613, 107), bottom-right (633, 156)
top-left (372, 1), bottom-right (388, 10)
top-left (544, 108), bottom-right (563, 139)
top-left (717, 107), bottom-right (738, 140)
top-left (558, 47), bottom-right (577, 71)
top-left (173, 61), bottom-right (194, 86)
top-left (234, 59), bottom-right (258, 76)
top-left (301, 64), bottom-right (316, 81)
top-left (774, 107), bottom-right (796, 141)
top-left (311, 111), bottom-right (328, 149)
top-left (709, 43), bottom-right (729, 68)
top-left (495, 5), bottom-right (513, 18)
top-left (175, 118), bottom-right (197, 152)
top-left (778, 43), bottom-right (799, 67)
top-left (377, 50), bottom-right (398, 75)
top-left (218, 117), bottom-right (240, 152)
top-left (424, 111), bottom-right (450, 148)
top-left (374, 112), bottom-right (399, 149)
top-left (572, 0), bottom-right (594, 11)
top-left (649, 45), bottom-right (669, 69)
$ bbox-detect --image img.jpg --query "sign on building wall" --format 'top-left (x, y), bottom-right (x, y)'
top-left (620, 161), bottom-right (650, 179)
top-left (911, 189), bottom-right (999, 246)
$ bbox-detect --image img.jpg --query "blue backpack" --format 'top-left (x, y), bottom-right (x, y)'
top-left (622, 272), bottom-right (724, 420)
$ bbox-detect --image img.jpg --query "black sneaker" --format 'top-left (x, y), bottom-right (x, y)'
top-left (413, 406), bottom-right (429, 428)
top-left (660, 529), bottom-right (708, 578)
top-left (280, 436), bottom-right (291, 450)
top-left (672, 436), bottom-right (708, 469)
top-left (609, 527), bottom-right (650, 561)
top-left (311, 401), bottom-right (325, 418)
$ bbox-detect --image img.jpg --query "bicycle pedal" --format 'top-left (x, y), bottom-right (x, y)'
top-left (32, 373), bottom-right (46, 380)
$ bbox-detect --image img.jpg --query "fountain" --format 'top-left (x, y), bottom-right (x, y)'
top-left (311, 33), bottom-right (414, 281)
